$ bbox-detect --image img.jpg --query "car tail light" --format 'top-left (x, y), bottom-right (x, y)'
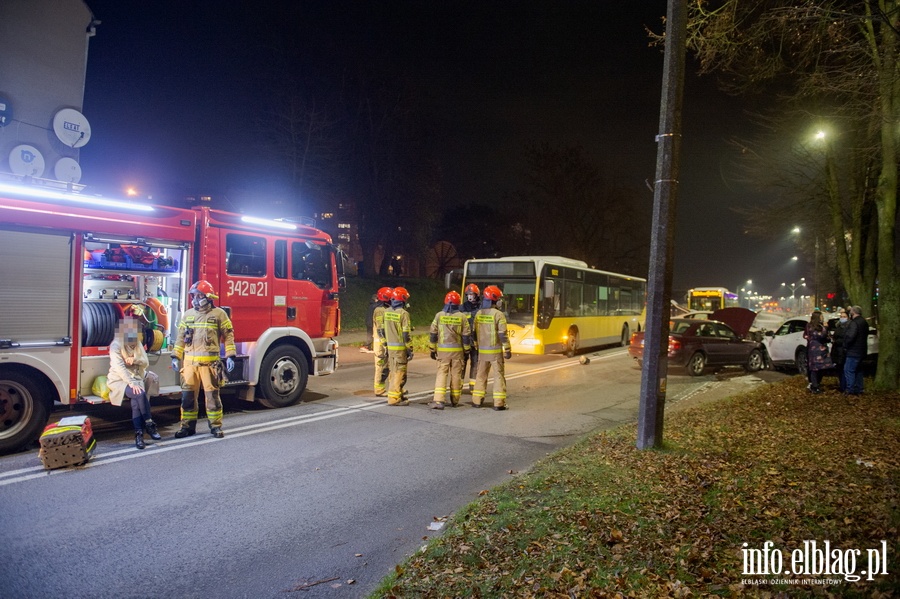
top-left (668, 337), bottom-right (681, 352)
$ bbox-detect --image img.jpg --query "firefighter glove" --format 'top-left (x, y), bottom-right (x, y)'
top-left (406, 349), bottom-right (414, 361)
top-left (171, 357), bottom-right (180, 370)
top-left (226, 357), bottom-right (235, 372)
top-left (430, 350), bottom-right (437, 360)
top-left (504, 349), bottom-right (512, 360)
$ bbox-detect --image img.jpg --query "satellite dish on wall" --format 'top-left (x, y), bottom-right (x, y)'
top-left (9, 144), bottom-right (46, 177)
top-left (52, 108), bottom-right (92, 148)
top-left (55, 157), bottom-right (82, 183)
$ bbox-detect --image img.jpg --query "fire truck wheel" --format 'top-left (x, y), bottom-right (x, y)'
top-left (257, 345), bottom-right (309, 408)
top-left (0, 368), bottom-right (52, 454)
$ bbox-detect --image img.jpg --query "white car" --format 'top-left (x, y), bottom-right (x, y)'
top-left (762, 315), bottom-right (878, 375)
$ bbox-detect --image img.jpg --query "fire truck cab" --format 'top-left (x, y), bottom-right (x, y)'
top-left (0, 182), bottom-right (343, 454)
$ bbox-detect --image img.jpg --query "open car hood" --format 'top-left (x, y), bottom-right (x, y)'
top-left (710, 307), bottom-right (757, 337)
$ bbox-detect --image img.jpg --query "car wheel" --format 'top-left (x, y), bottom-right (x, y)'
top-left (686, 352), bottom-right (706, 376)
top-left (795, 347), bottom-right (808, 377)
top-left (744, 349), bottom-right (764, 372)
top-left (620, 325), bottom-right (630, 347)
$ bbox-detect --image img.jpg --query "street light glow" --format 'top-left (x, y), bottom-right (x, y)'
top-left (815, 130), bottom-right (826, 140)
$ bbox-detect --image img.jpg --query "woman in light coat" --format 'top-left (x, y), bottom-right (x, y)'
top-left (108, 318), bottom-right (161, 449)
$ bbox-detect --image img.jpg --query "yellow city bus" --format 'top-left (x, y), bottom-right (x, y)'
top-left (461, 256), bottom-right (646, 356)
top-left (686, 287), bottom-right (739, 311)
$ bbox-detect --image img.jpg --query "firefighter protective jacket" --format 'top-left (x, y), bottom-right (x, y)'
top-left (428, 307), bottom-right (471, 360)
top-left (383, 306), bottom-right (412, 354)
top-left (173, 305), bottom-right (237, 365)
top-left (474, 307), bottom-right (510, 362)
top-left (374, 303), bottom-right (388, 343)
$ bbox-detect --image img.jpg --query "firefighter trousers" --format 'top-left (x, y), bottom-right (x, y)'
top-left (373, 338), bottom-right (390, 396)
top-left (179, 362), bottom-right (224, 428)
top-left (462, 351), bottom-right (478, 389)
top-left (386, 351), bottom-right (408, 405)
top-left (433, 357), bottom-right (465, 406)
top-left (472, 357), bottom-right (507, 408)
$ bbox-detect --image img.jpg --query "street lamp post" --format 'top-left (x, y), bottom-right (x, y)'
top-left (781, 278), bottom-right (807, 314)
top-left (738, 279), bottom-right (752, 309)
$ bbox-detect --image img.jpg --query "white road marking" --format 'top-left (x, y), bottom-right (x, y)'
top-left (0, 349), bottom-right (627, 486)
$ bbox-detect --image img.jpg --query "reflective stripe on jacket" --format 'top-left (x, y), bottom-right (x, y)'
top-left (429, 309), bottom-right (471, 359)
top-left (173, 306), bottom-right (237, 364)
top-left (384, 307), bottom-right (412, 352)
top-left (474, 308), bottom-right (509, 360)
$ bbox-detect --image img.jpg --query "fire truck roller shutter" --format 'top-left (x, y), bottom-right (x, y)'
top-left (0, 230), bottom-right (70, 344)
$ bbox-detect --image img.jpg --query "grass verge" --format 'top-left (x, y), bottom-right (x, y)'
top-left (370, 377), bottom-right (899, 598)
top-left (340, 275), bottom-right (450, 332)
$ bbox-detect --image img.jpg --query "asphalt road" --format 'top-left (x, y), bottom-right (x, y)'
top-left (0, 343), bottom-right (789, 599)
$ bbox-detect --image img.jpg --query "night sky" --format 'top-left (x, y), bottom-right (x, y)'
top-left (79, 1), bottom-right (794, 299)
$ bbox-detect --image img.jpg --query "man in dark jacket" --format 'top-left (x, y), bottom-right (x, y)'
top-left (842, 305), bottom-right (869, 395)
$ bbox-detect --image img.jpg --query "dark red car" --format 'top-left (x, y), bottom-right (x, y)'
top-left (628, 308), bottom-right (766, 376)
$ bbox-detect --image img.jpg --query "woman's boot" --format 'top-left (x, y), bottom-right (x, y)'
top-left (145, 419), bottom-right (162, 440)
top-left (135, 431), bottom-right (145, 450)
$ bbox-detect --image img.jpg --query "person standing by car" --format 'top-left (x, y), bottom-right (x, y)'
top-left (803, 310), bottom-right (832, 394)
top-left (830, 308), bottom-right (850, 392)
top-left (843, 305), bottom-right (869, 395)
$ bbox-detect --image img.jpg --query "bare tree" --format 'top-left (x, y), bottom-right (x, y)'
top-left (516, 142), bottom-right (651, 275)
top-left (680, 0), bottom-right (900, 389)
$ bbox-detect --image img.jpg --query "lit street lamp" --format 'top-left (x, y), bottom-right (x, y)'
top-left (781, 278), bottom-right (807, 314)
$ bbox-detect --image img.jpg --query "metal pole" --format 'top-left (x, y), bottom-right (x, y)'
top-left (637, 0), bottom-right (688, 450)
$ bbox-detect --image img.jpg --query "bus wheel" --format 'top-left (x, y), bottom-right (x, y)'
top-left (621, 325), bottom-right (630, 347)
top-left (0, 369), bottom-right (51, 454)
top-left (564, 328), bottom-right (579, 357)
top-left (257, 345), bottom-right (309, 408)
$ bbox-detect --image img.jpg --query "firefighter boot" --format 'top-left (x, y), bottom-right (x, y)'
top-left (176, 392), bottom-right (198, 438)
top-left (210, 426), bottom-right (224, 438)
top-left (145, 419), bottom-right (162, 440)
top-left (174, 422), bottom-right (196, 438)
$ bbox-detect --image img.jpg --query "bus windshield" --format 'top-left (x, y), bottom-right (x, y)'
top-left (466, 278), bottom-right (536, 325)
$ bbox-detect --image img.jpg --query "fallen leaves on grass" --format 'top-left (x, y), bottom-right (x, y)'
top-left (371, 378), bottom-right (900, 598)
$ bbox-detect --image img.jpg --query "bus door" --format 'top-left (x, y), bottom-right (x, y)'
top-left (222, 232), bottom-right (271, 340)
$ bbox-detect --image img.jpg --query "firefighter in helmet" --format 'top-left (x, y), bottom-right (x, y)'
top-left (171, 280), bottom-right (237, 438)
top-left (372, 286), bottom-right (393, 396)
top-left (381, 287), bottom-right (413, 405)
top-left (460, 283), bottom-right (481, 392)
top-left (427, 290), bottom-right (472, 409)
top-left (472, 285), bottom-right (511, 410)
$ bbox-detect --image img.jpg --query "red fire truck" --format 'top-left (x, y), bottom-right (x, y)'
top-left (0, 182), bottom-right (343, 454)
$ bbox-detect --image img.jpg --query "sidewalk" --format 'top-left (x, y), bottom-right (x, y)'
top-left (335, 328), bottom-right (370, 347)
